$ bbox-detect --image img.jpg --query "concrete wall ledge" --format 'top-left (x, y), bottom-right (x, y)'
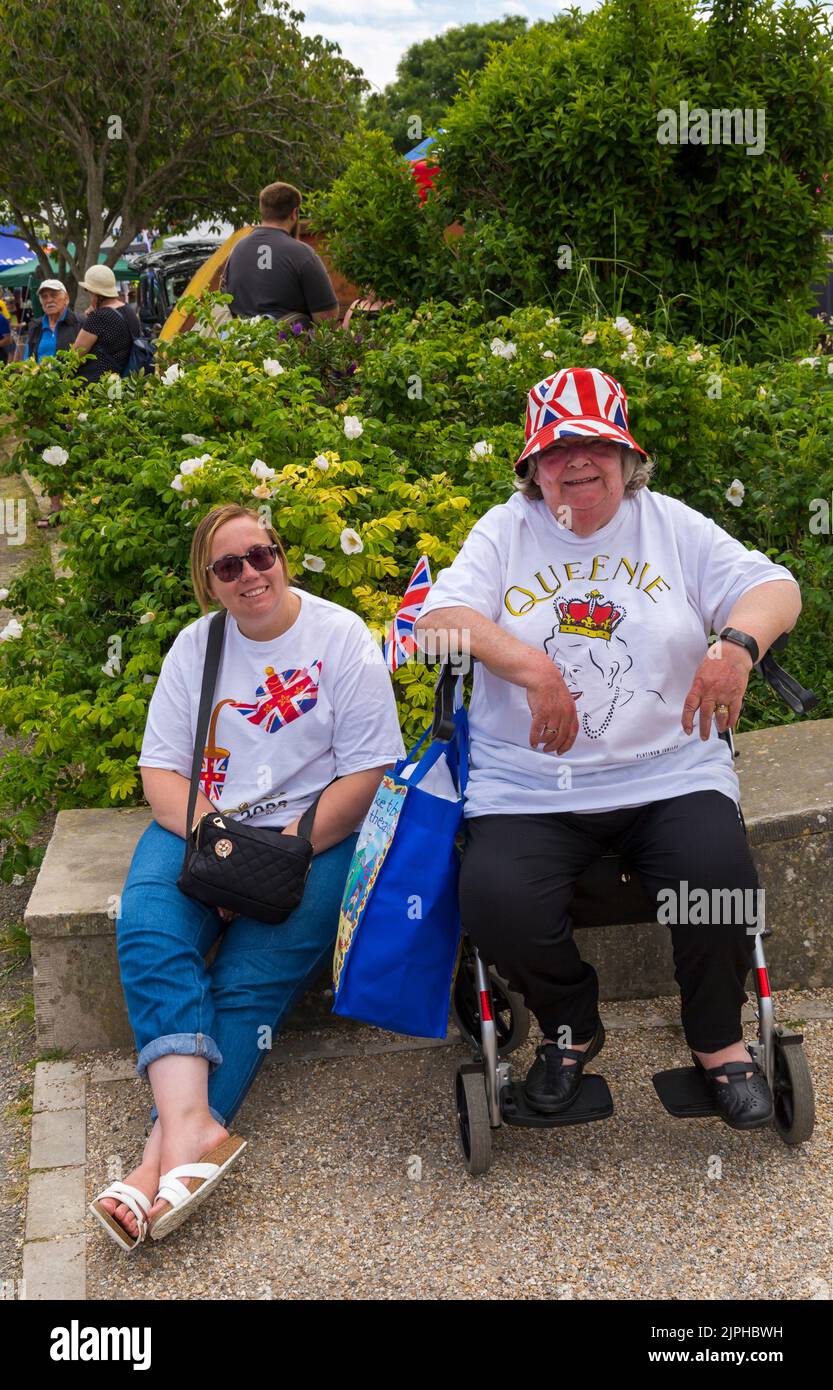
top-left (24, 719), bottom-right (833, 1053)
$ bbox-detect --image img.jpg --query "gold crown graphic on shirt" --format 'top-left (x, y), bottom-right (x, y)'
top-left (555, 590), bottom-right (625, 642)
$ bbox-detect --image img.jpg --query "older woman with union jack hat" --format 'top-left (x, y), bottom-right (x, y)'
top-left (415, 366), bottom-right (801, 1129)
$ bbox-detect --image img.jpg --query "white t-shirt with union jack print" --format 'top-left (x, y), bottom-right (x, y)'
top-left (139, 588), bottom-right (405, 831)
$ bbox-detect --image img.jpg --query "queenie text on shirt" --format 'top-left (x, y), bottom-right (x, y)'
top-left (504, 554), bottom-right (672, 616)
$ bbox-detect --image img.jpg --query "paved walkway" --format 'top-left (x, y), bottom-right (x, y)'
top-left (58, 989), bottom-right (832, 1300)
top-left (0, 464), bottom-right (54, 1297)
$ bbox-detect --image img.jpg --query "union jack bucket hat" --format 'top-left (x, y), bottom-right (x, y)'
top-left (515, 366), bottom-right (647, 476)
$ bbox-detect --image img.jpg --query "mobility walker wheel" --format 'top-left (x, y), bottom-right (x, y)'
top-left (771, 1027), bottom-right (815, 1145)
top-left (455, 1065), bottom-right (492, 1176)
top-left (453, 945), bottom-right (612, 1176)
top-left (452, 942), bottom-right (530, 1057)
top-left (652, 932), bottom-right (816, 1146)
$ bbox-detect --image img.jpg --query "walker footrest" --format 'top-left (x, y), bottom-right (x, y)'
top-left (500, 1074), bottom-right (613, 1128)
top-left (652, 1066), bottom-right (721, 1118)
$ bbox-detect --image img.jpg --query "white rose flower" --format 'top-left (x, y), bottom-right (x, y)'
top-left (614, 315), bottom-right (634, 338)
top-left (468, 440), bottom-right (493, 462)
top-left (42, 445), bottom-right (69, 467)
top-left (302, 554), bottom-right (326, 573)
top-left (545, 316), bottom-right (561, 327)
top-left (181, 433), bottom-right (206, 446)
top-left (343, 415), bottom-right (363, 439)
top-left (170, 475), bottom-right (185, 492)
top-left (489, 336), bottom-right (517, 359)
top-left (798, 357), bottom-right (820, 367)
top-left (756, 386), bottom-right (767, 399)
top-left (0, 618), bottom-right (23, 641)
top-left (542, 350), bottom-right (555, 359)
top-left (250, 459), bottom-right (276, 481)
top-left (162, 364), bottom-right (183, 386)
top-left (77, 412), bottom-right (88, 423)
top-left (179, 456), bottom-right (206, 476)
top-left (138, 612), bottom-right (155, 624)
top-left (340, 527), bottom-right (364, 555)
top-left (621, 342), bottom-right (638, 361)
top-left (263, 358), bottom-right (284, 376)
top-left (686, 349), bottom-right (704, 363)
top-left (251, 483), bottom-right (272, 499)
top-left (725, 479), bottom-right (745, 507)
top-left (312, 454), bottom-right (330, 471)
top-left (581, 330), bottom-right (597, 345)
top-left (0, 588), bottom-right (9, 601)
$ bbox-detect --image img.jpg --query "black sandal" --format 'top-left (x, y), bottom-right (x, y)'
top-left (524, 1019), bottom-right (606, 1114)
top-left (691, 1053), bottom-right (774, 1130)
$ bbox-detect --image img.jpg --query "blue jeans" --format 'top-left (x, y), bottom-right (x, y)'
top-left (117, 820), bottom-right (357, 1127)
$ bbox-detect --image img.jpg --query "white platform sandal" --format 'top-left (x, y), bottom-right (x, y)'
top-left (150, 1135), bottom-right (247, 1241)
top-left (89, 1182), bottom-right (153, 1252)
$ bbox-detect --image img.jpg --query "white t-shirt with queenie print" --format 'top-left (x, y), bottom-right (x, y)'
top-left (416, 489), bottom-right (798, 818)
top-left (139, 587), bottom-right (405, 831)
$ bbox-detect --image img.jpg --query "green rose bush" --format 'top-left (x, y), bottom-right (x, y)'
top-left (0, 294), bottom-right (830, 876)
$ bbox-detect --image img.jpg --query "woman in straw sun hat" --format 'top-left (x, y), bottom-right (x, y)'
top-left (72, 263), bottom-right (141, 383)
top-left (415, 365), bottom-right (802, 1132)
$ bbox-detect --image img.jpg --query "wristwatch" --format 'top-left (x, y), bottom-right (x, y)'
top-left (719, 627), bottom-right (760, 665)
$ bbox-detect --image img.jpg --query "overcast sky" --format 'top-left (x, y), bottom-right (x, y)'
top-left (298, 1), bottom-right (600, 97)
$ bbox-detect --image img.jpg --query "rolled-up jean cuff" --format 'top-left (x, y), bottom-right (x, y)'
top-left (136, 1031), bottom-right (223, 1080)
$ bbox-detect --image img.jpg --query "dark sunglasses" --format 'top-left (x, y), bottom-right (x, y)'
top-left (205, 543), bottom-right (279, 584)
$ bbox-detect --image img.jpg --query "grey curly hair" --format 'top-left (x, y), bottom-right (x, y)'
top-left (514, 445), bottom-right (654, 501)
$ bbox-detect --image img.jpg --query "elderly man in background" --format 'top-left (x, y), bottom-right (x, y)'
top-left (24, 280), bottom-right (79, 526)
top-left (23, 279), bottom-right (79, 362)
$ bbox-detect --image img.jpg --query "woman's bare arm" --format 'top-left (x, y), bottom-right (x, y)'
top-left (141, 766), bottom-right (217, 839)
top-left (72, 328), bottom-right (98, 354)
top-left (414, 605), bottom-right (578, 754)
top-left (280, 766), bottom-right (392, 854)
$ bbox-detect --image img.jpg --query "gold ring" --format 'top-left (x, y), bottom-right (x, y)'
top-left (715, 704), bottom-right (729, 715)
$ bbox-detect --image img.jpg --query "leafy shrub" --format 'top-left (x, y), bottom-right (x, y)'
top-left (0, 295), bottom-right (830, 874)
top-left (316, 0), bottom-right (833, 361)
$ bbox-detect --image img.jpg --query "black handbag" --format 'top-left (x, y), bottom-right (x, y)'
top-left (176, 608), bottom-right (329, 924)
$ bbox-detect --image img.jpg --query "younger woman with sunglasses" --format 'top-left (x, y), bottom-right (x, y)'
top-left (90, 503), bottom-right (404, 1250)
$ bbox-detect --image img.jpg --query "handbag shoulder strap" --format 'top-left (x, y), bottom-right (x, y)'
top-left (182, 608), bottom-right (227, 866)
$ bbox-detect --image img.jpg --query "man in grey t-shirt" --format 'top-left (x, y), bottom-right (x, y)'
top-left (223, 180), bottom-right (340, 324)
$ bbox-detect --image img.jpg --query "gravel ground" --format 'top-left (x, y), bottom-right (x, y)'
top-left (0, 465), bottom-right (55, 1291)
top-left (84, 989), bottom-right (833, 1301)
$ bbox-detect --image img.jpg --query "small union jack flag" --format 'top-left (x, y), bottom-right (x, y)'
top-left (200, 749), bottom-right (230, 801)
top-left (384, 556), bottom-right (433, 672)
top-left (232, 661), bottom-right (322, 733)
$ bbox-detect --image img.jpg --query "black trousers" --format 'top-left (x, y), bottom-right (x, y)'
top-left (459, 791), bottom-right (759, 1053)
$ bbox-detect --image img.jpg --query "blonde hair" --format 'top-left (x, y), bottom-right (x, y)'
top-left (514, 445), bottom-right (653, 500)
top-left (190, 504), bottom-right (291, 614)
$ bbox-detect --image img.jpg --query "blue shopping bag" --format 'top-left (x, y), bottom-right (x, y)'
top-left (332, 703), bottom-right (468, 1039)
